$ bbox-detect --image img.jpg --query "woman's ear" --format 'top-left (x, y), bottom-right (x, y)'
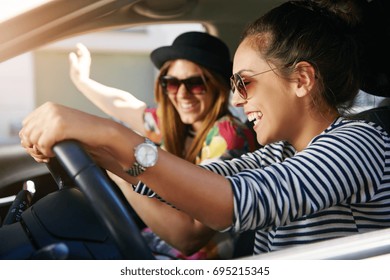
top-left (294, 61), bottom-right (316, 98)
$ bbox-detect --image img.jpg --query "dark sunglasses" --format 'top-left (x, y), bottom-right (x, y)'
top-left (230, 68), bottom-right (276, 100)
top-left (159, 75), bottom-right (207, 95)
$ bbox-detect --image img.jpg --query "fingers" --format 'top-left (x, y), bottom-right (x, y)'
top-left (19, 102), bottom-right (111, 165)
top-left (69, 51), bottom-right (77, 65)
top-left (30, 145), bottom-right (50, 163)
top-left (69, 52), bottom-right (79, 82)
top-left (76, 42), bottom-right (90, 57)
top-left (69, 43), bottom-right (90, 65)
top-left (69, 43), bottom-right (91, 81)
top-left (19, 127), bottom-right (49, 162)
top-left (19, 132), bottom-right (50, 163)
top-left (19, 102), bottom-right (61, 162)
top-left (73, 43), bottom-right (91, 64)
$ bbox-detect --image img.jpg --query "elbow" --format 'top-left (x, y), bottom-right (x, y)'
top-left (204, 211), bottom-right (233, 233)
top-left (167, 230), bottom-right (216, 257)
top-left (174, 239), bottom-right (208, 256)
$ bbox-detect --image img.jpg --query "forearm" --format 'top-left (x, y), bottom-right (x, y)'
top-left (139, 200), bottom-right (217, 255)
top-left (112, 174), bottom-right (216, 254)
top-left (74, 78), bottom-right (147, 133)
top-left (140, 156), bottom-right (234, 231)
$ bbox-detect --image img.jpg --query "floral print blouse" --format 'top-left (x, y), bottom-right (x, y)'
top-left (143, 107), bottom-right (257, 164)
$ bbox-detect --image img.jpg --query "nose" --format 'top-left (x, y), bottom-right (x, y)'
top-left (176, 83), bottom-right (191, 97)
top-left (231, 89), bottom-right (246, 107)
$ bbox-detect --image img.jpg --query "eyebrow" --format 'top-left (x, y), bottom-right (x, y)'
top-left (236, 69), bottom-right (257, 75)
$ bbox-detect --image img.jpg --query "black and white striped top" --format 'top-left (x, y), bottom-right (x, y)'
top-left (134, 117), bottom-right (390, 255)
top-left (202, 117), bottom-right (390, 254)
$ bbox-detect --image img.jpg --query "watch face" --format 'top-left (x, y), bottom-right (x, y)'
top-left (135, 143), bottom-right (158, 167)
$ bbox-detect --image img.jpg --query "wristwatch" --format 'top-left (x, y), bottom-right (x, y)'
top-left (126, 138), bottom-right (158, 177)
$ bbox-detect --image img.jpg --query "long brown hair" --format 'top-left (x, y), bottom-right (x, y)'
top-left (154, 60), bottom-right (231, 163)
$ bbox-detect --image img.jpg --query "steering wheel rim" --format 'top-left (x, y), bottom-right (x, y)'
top-left (50, 140), bottom-right (154, 260)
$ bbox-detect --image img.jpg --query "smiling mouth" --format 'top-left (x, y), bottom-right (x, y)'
top-left (247, 111), bottom-right (263, 126)
top-left (180, 102), bottom-right (198, 110)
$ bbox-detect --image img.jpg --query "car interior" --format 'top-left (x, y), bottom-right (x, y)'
top-left (0, 0), bottom-right (389, 260)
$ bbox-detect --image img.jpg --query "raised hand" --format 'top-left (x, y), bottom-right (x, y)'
top-left (69, 43), bottom-right (91, 84)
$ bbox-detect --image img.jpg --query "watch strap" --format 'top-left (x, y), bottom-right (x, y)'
top-left (126, 162), bottom-right (146, 177)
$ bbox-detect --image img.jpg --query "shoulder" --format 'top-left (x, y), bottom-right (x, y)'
top-left (309, 117), bottom-right (389, 156)
top-left (144, 107), bottom-right (158, 118)
top-left (211, 115), bottom-right (254, 137)
top-left (143, 107), bottom-right (162, 144)
top-left (212, 115), bottom-right (245, 130)
top-left (197, 115), bottom-right (257, 164)
top-left (208, 115), bottom-right (257, 150)
top-left (322, 117), bottom-right (388, 142)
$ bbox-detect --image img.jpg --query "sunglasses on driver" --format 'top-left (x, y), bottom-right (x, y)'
top-left (230, 68), bottom-right (277, 100)
top-left (159, 75), bottom-right (208, 95)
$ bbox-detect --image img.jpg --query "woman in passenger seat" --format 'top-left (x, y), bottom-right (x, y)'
top-left (68, 32), bottom-right (257, 259)
top-left (20, 0), bottom-right (390, 256)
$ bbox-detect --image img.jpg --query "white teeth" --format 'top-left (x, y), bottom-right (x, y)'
top-left (247, 112), bottom-right (263, 123)
top-left (181, 103), bottom-right (195, 109)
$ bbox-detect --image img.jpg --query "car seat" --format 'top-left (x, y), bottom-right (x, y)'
top-left (349, 0), bottom-right (390, 135)
top-left (349, 101), bottom-right (390, 135)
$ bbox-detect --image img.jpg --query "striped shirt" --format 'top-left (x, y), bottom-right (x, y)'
top-left (202, 117), bottom-right (390, 254)
top-left (134, 117), bottom-right (390, 255)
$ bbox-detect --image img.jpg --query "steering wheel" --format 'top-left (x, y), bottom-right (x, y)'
top-left (48, 140), bottom-right (154, 260)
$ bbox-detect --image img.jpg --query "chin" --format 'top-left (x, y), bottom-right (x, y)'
top-left (180, 116), bottom-right (196, 125)
top-left (257, 138), bottom-right (265, 147)
top-left (180, 112), bottom-right (204, 124)
top-left (256, 133), bottom-right (273, 147)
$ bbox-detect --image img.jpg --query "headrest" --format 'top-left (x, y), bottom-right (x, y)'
top-left (359, 0), bottom-right (390, 98)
